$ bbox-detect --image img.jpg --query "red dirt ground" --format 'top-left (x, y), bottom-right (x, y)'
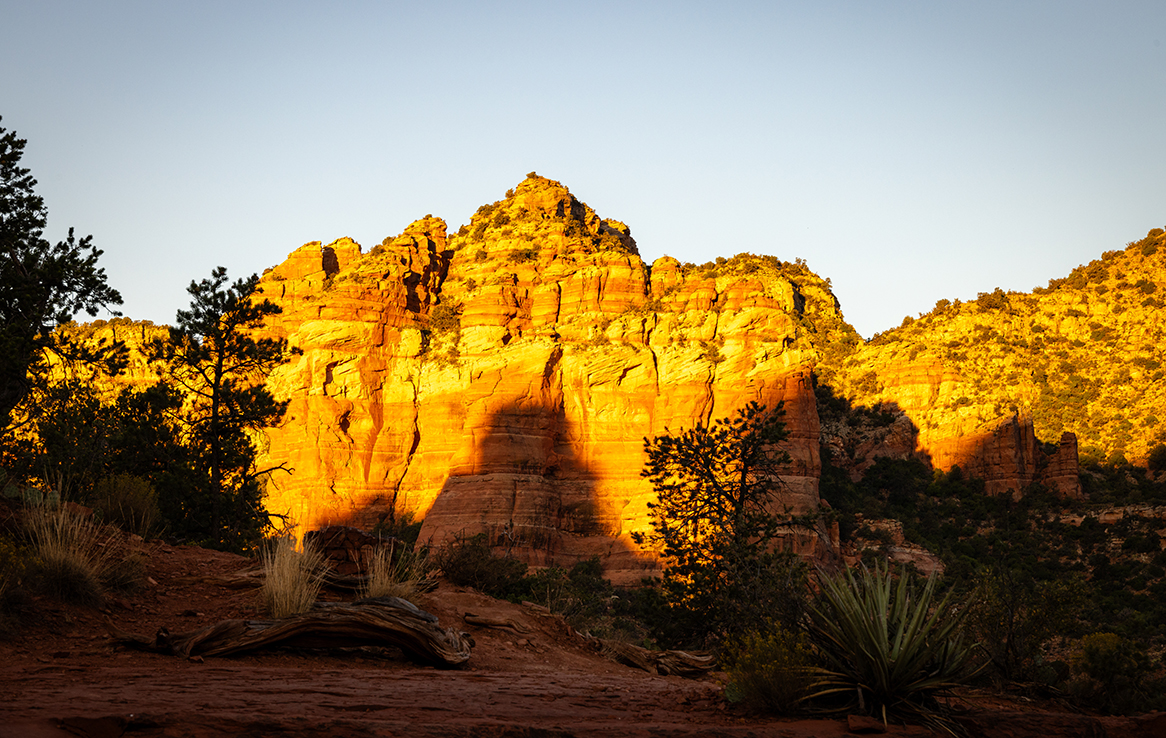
top-left (1, 539), bottom-right (1163, 738)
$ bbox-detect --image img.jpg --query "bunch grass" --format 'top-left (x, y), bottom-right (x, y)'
top-left (89, 474), bottom-right (161, 539)
top-left (360, 544), bottom-right (432, 603)
top-left (24, 505), bottom-right (143, 606)
top-left (260, 536), bottom-right (330, 618)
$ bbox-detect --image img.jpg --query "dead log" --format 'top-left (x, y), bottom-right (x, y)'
top-left (462, 612), bottom-right (532, 634)
top-left (107, 596), bottom-right (472, 667)
top-left (598, 638), bottom-right (717, 677)
top-left (655, 649), bottom-right (718, 677)
top-left (171, 568), bottom-right (265, 589)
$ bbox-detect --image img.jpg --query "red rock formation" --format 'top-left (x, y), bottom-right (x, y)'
top-left (1044, 432), bottom-right (1083, 499)
top-left (252, 176), bottom-right (843, 583)
top-left (825, 354), bottom-right (1081, 499)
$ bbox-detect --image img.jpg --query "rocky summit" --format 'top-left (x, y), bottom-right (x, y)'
top-left (249, 175), bottom-right (848, 582)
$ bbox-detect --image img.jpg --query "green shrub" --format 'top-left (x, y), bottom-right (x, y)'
top-left (372, 511), bottom-right (423, 549)
top-left (807, 562), bottom-right (983, 725)
top-left (967, 568), bottom-right (1084, 683)
top-left (975, 288), bottom-right (1009, 311)
top-left (260, 536), bottom-right (331, 618)
top-left (723, 625), bottom-right (816, 715)
top-left (1066, 632), bottom-right (1162, 714)
top-left (507, 247), bottom-right (539, 264)
top-left (1148, 444), bottom-right (1166, 472)
top-left (518, 557), bottom-right (615, 633)
top-left (428, 301), bottom-right (462, 334)
top-left (0, 535), bottom-right (35, 635)
top-left (699, 341), bottom-right (725, 364)
top-left (433, 533), bottom-right (527, 598)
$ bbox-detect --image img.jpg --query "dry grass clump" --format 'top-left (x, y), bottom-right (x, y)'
top-left (24, 505), bottom-right (144, 606)
top-left (260, 536), bottom-right (330, 618)
top-left (89, 474), bottom-right (161, 538)
top-left (360, 544), bottom-right (432, 603)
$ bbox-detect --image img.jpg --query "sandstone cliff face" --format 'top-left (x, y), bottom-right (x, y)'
top-left (251, 176), bottom-right (844, 582)
top-left (54, 319), bottom-right (170, 393)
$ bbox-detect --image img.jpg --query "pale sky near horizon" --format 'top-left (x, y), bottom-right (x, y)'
top-left (2, 1), bottom-right (1164, 339)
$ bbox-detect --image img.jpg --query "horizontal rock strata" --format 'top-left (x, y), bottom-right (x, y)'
top-left (251, 176), bottom-right (843, 582)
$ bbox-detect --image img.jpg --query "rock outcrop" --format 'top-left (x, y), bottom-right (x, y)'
top-left (251, 175), bottom-right (847, 582)
top-left (822, 353), bottom-right (1081, 497)
top-left (59, 178), bottom-right (1166, 572)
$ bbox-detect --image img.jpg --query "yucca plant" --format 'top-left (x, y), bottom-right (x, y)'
top-left (806, 561), bottom-right (982, 727)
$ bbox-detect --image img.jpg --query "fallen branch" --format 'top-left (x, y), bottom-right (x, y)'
top-left (462, 612), bottom-right (532, 634)
top-left (107, 596), bottom-right (473, 667)
top-left (598, 639), bottom-right (717, 677)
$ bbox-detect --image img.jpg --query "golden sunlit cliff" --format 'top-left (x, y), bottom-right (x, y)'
top-left (59, 179), bottom-right (1166, 579)
top-left (248, 175), bottom-right (847, 582)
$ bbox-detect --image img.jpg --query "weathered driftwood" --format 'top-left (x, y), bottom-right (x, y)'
top-left (171, 568), bottom-right (265, 589)
top-left (598, 639), bottom-right (717, 677)
top-left (462, 612), bottom-right (532, 634)
top-left (107, 596), bottom-right (473, 667)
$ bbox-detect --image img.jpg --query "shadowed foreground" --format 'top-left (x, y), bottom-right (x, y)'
top-left (2, 539), bottom-right (1163, 738)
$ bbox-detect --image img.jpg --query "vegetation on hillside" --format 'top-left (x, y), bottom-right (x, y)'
top-left (635, 406), bottom-right (988, 725)
top-left (824, 227), bottom-right (1166, 464)
top-left (447, 172), bottom-right (637, 264)
top-left (2, 137), bottom-right (1162, 718)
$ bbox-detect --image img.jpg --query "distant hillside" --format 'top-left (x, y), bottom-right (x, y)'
top-left (822, 227), bottom-right (1166, 467)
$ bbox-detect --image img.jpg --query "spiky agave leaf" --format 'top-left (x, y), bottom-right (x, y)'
top-left (805, 561), bottom-right (983, 725)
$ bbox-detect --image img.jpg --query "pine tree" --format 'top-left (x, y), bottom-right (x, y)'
top-left (152, 267), bottom-right (289, 550)
top-left (0, 117), bottom-right (122, 429)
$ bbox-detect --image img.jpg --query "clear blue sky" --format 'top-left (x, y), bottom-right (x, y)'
top-left (3, 1), bottom-right (1164, 338)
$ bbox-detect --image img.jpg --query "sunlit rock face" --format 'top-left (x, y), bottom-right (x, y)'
top-left (251, 175), bottom-right (846, 583)
top-left (821, 355), bottom-right (1081, 499)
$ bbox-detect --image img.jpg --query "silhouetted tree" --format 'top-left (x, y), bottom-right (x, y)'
top-left (635, 401), bottom-right (807, 646)
top-left (0, 117), bottom-right (122, 429)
